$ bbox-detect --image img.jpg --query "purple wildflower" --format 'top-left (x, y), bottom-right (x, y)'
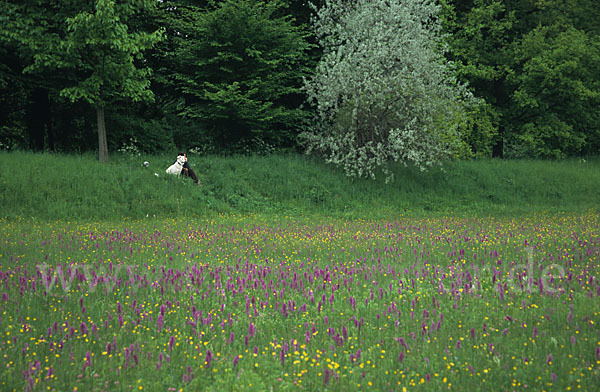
top-left (205, 350), bottom-right (212, 368)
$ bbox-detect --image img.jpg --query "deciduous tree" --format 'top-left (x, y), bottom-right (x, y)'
top-left (302, 0), bottom-right (477, 181)
top-left (441, 0), bottom-right (600, 158)
top-left (56, 0), bottom-right (163, 162)
top-left (7, 0), bottom-right (163, 162)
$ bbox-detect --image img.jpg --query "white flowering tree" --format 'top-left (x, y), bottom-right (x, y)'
top-left (301, 0), bottom-right (476, 181)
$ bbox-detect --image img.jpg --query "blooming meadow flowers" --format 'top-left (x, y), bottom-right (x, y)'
top-left (0, 214), bottom-right (599, 390)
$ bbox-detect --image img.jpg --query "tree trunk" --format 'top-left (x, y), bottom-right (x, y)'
top-left (492, 80), bottom-right (505, 158)
top-left (26, 87), bottom-right (50, 151)
top-left (96, 105), bottom-right (109, 162)
top-left (492, 132), bottom-right (504, 158)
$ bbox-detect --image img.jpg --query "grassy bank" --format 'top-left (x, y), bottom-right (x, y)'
top-left (0, 151), bottom-right (598, 220)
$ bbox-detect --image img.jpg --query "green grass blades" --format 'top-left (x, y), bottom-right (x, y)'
top-left (1, 214), bottom-right (599, 391)
top-left (1, 151), bottom-right (599, 220)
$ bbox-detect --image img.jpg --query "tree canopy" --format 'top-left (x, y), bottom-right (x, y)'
top-left (0, 0), bottom-right (598, 164)
top-left (441, 0), bottom-right (600, 158)
top-left (2, 0), bottom-right (163, 161)
top-left (173, 0), bottom-right (313, 152)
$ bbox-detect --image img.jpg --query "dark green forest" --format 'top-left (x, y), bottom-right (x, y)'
top-left (1, 0), bottom-right (598, 160)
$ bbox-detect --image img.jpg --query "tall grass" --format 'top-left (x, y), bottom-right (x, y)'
top-left (0, 151), bottom-right (598, 220)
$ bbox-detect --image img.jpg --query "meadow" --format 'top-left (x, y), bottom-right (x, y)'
top-left (0, 152), bottom-right (599, 391)
top-left (1, 151), bottom-right (600, 220)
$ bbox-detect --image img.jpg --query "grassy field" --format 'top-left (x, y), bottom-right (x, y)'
top-left (0, 151), bottom-right (599, 220)
top-left (0, 152), bottom-right (599, 391)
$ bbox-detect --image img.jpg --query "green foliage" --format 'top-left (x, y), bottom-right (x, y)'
top-left (108, 111), bottom-right (176, 154)
top-left (2, 0), bottom-right (600, 158)
top-left (441, 0), bottom-right (600, 158)
top-left (0, 2), bottom-right (63, 151)
top-left (172, 0), bottom-right (313, 152)
top-left (54, 0), bottom-right (163, 106)
top-left (0, 44), bottom-right (27, 148)
top-left (508, 26), bottom-right (600, 158)
top-left (454, 101), bottom-right (499, 158)
top-left (302, 0), bottom-right (478, 181)
top-left (0, 0), bottom-right (163, 160)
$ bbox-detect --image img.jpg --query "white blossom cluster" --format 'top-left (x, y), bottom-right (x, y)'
top-left (301, 0), bottom-right (475, 181)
